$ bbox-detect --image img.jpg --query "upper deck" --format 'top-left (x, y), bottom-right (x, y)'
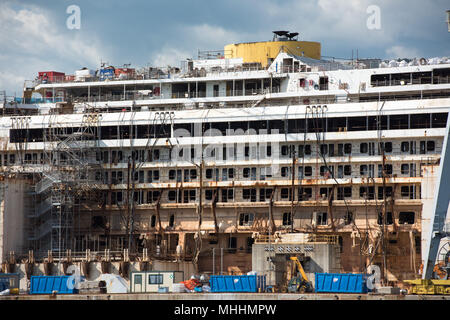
top-left (3, 33), bottom-right (450, 115)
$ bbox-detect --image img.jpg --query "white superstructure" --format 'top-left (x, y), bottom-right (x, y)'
top-left (1, 35), bottom-right (449, 286)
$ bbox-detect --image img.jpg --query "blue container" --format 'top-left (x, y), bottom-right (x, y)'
top-left (315, 273), bottom-right (368, 293)
top-left (98, 68), bottom-right (115, 80)
top-left (209, 275), bottom-right (266, 293)
top-left (257, 275), bottom-right (266, 292)
top-left (0, 274), bottom-right (19, 292)
top-left (30, 276), bottom-right (78, 295)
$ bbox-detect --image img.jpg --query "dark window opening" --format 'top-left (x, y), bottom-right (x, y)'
top-left (399, 212), bottom-right (415, 224)
top-left (377, 212), bottom-right (393, 225)
top-left (298, 187), bottom-right (312, 201)
top-left (317, 212), bottom-right (327, 225)
top-left (239, 213), bottom-right (255, 226)
top-left (283, 212), bottom-right (292, 226)
top-left (169, 214), bottom-right (175, 227)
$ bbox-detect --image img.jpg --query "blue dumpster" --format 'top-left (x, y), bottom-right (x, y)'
top-left (209, 275), bottom-right (266, 293)
top-left (30, 276), bottom-right (78, 294)
top-left (315, 273), bottom-right (368, 293)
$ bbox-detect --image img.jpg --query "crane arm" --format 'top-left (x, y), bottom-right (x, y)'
top-left (422, 113), bottom-right (450, 279)
top-left (290, 257), bottom-right (309, 282)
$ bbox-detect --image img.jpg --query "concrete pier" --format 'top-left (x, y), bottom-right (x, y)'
top-left (0, 292), bottom-right (448, 300)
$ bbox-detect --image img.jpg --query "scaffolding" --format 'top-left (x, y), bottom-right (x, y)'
top-left (29, 109), bottom-right (103, 258)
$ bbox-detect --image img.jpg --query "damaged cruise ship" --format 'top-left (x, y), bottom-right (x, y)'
top-left (0, 31), bottom-right (449, 289)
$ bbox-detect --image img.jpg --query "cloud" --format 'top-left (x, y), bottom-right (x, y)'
top-left (385, 45), bottom-right (422, 59)
top-left (150, 24), bottom-right (250, 67)
top-left (151, 47), bottom-right (192, 67)
top-left (0, 2), bottom-right (110, 95)
top-left (230, 0), bottom-right (449, 58)
top-left (1, 0), bottom-right (449, 95)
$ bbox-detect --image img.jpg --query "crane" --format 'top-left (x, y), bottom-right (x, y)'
top-left (406, 112), bottom-right (450, 294)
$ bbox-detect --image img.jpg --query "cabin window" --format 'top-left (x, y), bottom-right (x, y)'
top-left (432, 113), bottom-right (448, 127)
top-left (168, 191), bottom-right (176, 201)
top-left (337, 187), bottom-right (352, 200)
top-left (344, 212), bottom-right (353, 225)
top-left (360, 165), bottom-right (368, 176)
top-left (280, 188), bottom-right (291, 200)
top-left (377, 212), bottom-right (393, 225)
top-left (239, 213), bottom-right (254, 226)
top-left (149, 275), bottom-right (163, 285)
top-left (401, 185), bottom-right (416, 199)
top-left (344, 165), bottom-right (352, 176)
top-left (399, 212), bottom-right (415, 224)
top-left (222, 189), bottom-right (233, 202)
top-left (401, 142), bottom-right (409, 152)
top-left (319, 77), bottom-right (328, 90)
top-left (169, 214), bottom-right (175, 227)
top-left (401, 164), bottom-right (410, 175)
top-left (360, 186), bottom-right (375, 199)
top-left (260, 188), bottom-right (273, 201)
top-left (304, 166), bottom-right (312, 176)
top-left (243, 189), bottom-right (257, 202)
top-left (317, 212), bottom-right (327, 225)
top-left (228, 168), bottom-right (234, 179)
top-left (377, 186), bottom-right (393, 200)
top-left (360, 143), bottom-right (368, 153)
top-left (304, 145), bottom-right (312, 155)
top-left (298, 187), bottom-right (312, 201)
top-left (283, 212), bottom-right (292, 226)
top-left (320, 144), bottom-right (328, 155)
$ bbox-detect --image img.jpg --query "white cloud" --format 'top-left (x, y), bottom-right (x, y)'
top-left (151, 47), bottom-right (192, 67)
top-left (185, 24), bottom-right (244, 48)
top-left (0, 3), bottom-right (109, 95)
top-left (238, 0), bottom-right (448, 57)
top-left (150, 24), bottom-right (250, 67)
top-left (385, 45), bottom-right (422, 59)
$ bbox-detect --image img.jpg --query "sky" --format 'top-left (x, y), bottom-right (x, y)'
top-left (0, 0), bottom-right (449, 96)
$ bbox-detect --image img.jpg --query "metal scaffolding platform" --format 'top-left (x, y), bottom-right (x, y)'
top-left (28, 111), bottom-right (103, 258)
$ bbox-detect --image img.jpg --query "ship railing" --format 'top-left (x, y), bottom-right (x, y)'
top-left (67, 87), bottom-right (281, 104)
top-left (307, 234), bottom-right (339, 244)
top-left (34, 72), bottom-right (183, 86)
top-left (254, 233), bottom-right (339, 244)
top-left (203, 65), bottom-right (266, 75)
top-left (371, 77), bottom-right (444, 87)
top-left (432, 75), bottom-right (450, 84)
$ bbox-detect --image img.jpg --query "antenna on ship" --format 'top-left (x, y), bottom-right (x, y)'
top-left (272, 30), bottom-right (289, 41)
top-left (286, 32), bottom-right (299, 41)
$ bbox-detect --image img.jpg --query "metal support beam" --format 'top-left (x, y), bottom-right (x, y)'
top-left (423, 112), bottom-right (450, 279)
